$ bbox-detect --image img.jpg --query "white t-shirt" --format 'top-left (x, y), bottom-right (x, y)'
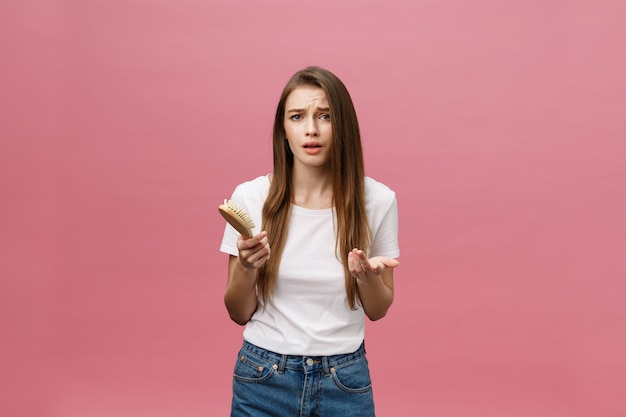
top-left (220, 175), bottom-right (400, 356)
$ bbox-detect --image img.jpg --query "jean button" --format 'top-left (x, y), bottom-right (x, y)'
top-left (306, 358), bottom-right (314, 366)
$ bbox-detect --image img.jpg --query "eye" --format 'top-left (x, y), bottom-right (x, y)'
top-left (289, 114), bottom-right (302, 121)
top-left (319, 113), bottom-right (331, 121)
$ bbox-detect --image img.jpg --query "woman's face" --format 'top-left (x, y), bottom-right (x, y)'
top-left (283, 86), bottom-right (333, 170)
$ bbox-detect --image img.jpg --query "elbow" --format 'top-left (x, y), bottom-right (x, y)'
top-left (229, 313), bottom-right (251, 326)
top-left (224, 303), bottom-right (253, 325)
top-left (362, 294), bottom-right (393, 321)
top-left (365, 307), bottom-right (390, 322)
top-left (224, 296), bottom-right (254, 325)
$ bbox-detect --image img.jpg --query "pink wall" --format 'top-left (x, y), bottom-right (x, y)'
top-left (1, 1), bottom-right (625, 416)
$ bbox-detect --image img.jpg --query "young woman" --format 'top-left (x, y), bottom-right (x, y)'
top-left (220, 66), bottom-right (400, 417)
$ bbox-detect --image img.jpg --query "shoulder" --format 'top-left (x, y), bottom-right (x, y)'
top-left (230, 175), bottom-right (271, 215)
top-left (229, 175), bottom-right (271, 224)
top-left (232, 175), bottom-right (271, 198)
top-left (364, 176), bottom-right (397, 218)
top-left (364, 177), bottom-right (396, 203)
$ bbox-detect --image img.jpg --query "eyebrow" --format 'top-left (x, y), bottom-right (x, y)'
top-left (286, 107), bottom-right (330, 113)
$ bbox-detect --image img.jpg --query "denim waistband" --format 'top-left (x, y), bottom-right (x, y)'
top-left (240, 340), bottom-right (366, 374)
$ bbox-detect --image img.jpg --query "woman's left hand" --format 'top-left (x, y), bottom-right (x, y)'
top-left (348, 248), bottom-right (400, 282)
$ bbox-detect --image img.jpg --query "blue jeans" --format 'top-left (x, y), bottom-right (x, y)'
top-left (230, 340), bottom-right (376, 417)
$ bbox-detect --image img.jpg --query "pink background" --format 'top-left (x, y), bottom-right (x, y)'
top-left (1, 1), bottom-right (625, 416)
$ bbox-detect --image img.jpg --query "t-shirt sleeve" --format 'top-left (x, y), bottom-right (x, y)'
top-left (370, 191), bottom-right (400, 259)
top-left (219, 185), bottom-right (247, 256)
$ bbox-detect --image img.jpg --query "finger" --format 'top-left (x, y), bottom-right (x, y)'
top-left (238, 238), bottom-right (270, 268)
top-left (249, 253), bottom-right (268, 268)
top-left (255, 251), bottom-right (271, 267)
top-left (241, 246), bottom-right (270, 269)
top-left (348, 250), bottom-right (360, 276)
top-left (237, 234), bottom-right (267, 260)
top-left (245, 250), bottom-right (263, 265)
top-left (242, 231), bottom-right (267, 249)
top-left (382, 257), bottom-right (400, 268)
top-left (356, 249), bottom-right (369, 264)
top-left (247, 239), bottom-right (271, 262)
top-left (354, 249), bottom-right (373, 274)
top-left (350, 249), bottom-right (362, 269)
top-left (361, 258), bottom-right (374, 274)
top-left (370, 262), bottom-right (383, 274)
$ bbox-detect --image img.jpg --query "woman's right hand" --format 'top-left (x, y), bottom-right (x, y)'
top-left (226, 233), bottom-right (269, 324)
top-left (236, 231), bottom-right (271, 271)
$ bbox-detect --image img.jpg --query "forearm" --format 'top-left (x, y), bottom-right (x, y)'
top-left (357, 273), bottom-right (394, 321)
top-left (348, 249), bottom-right (398, 321)
top-left (224, 257), bottom-right (258, 325)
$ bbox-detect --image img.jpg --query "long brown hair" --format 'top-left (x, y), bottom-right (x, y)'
top-left (258, 66), bottom-right (371, 310)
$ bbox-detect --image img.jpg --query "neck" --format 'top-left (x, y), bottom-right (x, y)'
top-left (291, 165), bottom-right (333, 209)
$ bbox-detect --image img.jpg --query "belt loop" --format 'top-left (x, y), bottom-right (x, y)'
top-left (278, 354), bottom-right (287, 374)
top-left (322, 355), bottom-right (330, 376)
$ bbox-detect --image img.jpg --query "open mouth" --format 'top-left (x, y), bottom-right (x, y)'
top-left (303, 143), bottom-right (322, 154)
top-left (303, 142), bottom-right (322, 149)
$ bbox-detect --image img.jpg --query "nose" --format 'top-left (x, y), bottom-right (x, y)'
top-left (305, 117), bottom-right (319, 137)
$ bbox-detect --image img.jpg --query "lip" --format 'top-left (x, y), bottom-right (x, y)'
top-left (303, 141), bottom-right (323, 155)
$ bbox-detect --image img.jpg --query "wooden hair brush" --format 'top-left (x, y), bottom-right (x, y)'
top-left (218, 199), bottom-right (255, 239)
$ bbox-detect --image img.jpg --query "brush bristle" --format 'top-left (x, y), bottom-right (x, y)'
top-left (225, 199), bottom-right (255, 228)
